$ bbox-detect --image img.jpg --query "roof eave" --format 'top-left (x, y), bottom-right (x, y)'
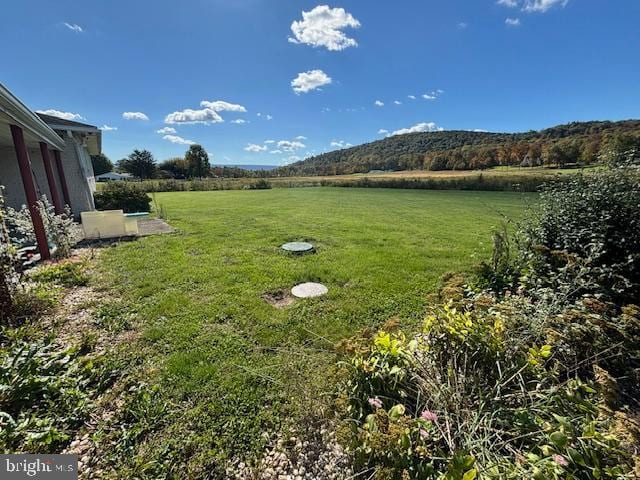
top-left (0, 82), bottom-right (66, 151)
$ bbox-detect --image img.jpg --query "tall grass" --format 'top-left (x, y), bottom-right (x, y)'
top-left (101, 172), bottom-right (565, 194)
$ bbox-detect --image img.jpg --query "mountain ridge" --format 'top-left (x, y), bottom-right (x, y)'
top-left (275, 120), bottom-right (640, 176)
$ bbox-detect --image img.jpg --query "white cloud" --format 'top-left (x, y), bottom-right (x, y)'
top-left (291, 69), bottom-right (332, 94)
top-left (408, 95), bottom-right (416, 100)
top-left (295, 135), bottom-right (308, 140)
top-left (231, 119), bottom-right (247, 124)
top-left (422, 89), bottom-right (444, 101)
top-left (163, 134), bottom-right (196, 145)
top-left (458, 22), bottom-right (469, 29)
top-left (287, 155), bottom-right (302, 163)
top-left (390, 122), bottom-right (443, 136)
top-left (278, 140), bottom-right (306, 152)
top-left (100, 125), bottom-right (117, 131)
top-left (200, 101), bottom-right (247, 113)
top-left (378, 129), bottom-right (389, 135)
top-left (289, 5), bottom-right (360, 51)
top-left (523, 0), bottom-right (568, 12)
top-left (330, 140), bottom-right (352, 149)
top-left (264, 139), bottom-right (276, 144)
top-left (36, 109), bottom-right (85, 121)
top-left (498, 0), bottom-right (568, 12)
top-left (394, 100), bottom-right (403, 105)
top-left (473, 129), bottom-right (489, 132)
top-left (270, 150), bottom-right (283, 154)
top-left (64, 23), bottom-right (83, 33)
top-left (374, 100), bottom-right (384, 107)
top-left (156, 127), bottom-right (177, 135)
top-left (505, 17), bottom-right (521, 26)
top-left (165, 100), bottom-right (246, 124)
top-left (165, 108), bottom-right (221, 124)
top-left (245, 143), bottom-right (268, 153)
top-left (122, 111), bottom-right (149, 121)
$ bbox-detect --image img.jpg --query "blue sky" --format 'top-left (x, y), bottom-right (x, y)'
top-left (2, 0), bottom-right (639, 166)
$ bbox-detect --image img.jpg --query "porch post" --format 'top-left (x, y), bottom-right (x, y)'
top-left (53, 150), bottom-right (71, 210)
top-left (10, 125), bottom-right (51, 261)
top-left (39, 142), bottom-right (64, 215)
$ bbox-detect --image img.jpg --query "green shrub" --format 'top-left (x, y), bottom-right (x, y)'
top-left (522, 167), bottom-right (640, 304)
top-left (94, 182), bottom-right (151, 213)
top-left (336, 286), bottom-right (639, 479)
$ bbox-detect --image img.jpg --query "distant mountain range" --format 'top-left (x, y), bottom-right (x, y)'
top-left (215, 164), bottom-right (278, 171)
top-left (274, 120), bottom-right (640, 176)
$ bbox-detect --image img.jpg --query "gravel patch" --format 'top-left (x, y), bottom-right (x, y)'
top-left (226, 425), bottom-right (352, 480)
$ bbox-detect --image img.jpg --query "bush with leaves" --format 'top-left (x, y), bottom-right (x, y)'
top-left (93, 182), bottom-right (151, 213)
top-left (0, 188), bottom-right (19, 321)
top-left (6, 196), bottom-right (80, 259)
top-left (520, 167), bottom-right (640, 305)
top-left (336, 281), bottom-right (639, 479)
top-left (476, 166), bottom-right (640, 305)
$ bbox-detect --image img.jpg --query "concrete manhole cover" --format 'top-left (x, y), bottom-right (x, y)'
top-left (291, 282), bottom-right (328, 298)
top-left (281, 242), bottom-right (315, 253)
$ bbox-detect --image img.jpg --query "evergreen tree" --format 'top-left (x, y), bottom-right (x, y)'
top-left (91, 153), bottom-right (113, 176)
top-left (185, 145), bottom-right (210, 179)
top-left (117, 149), bottom-right (156, 179)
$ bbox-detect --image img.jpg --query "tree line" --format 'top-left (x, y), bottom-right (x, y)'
top-left (91, 145), bottom-right (268, 180)
top-left (275, 120), bottom-right (640, 176)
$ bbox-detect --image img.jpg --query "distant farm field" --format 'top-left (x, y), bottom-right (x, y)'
top-left (99, 188), bottom-right (534, 475)
top-left (271, 165), bottom-right (595, 182)
top-left (95, 164), bottom-right (595, 194)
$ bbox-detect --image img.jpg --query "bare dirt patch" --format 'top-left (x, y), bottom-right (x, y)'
top-left (262, 289), bottom-right (295, 309)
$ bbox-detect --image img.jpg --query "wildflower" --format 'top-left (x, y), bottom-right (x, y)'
top-left (419, 428), bottom-right (429, 439)
top-left (420, 410), bottom-right (438, 422)
top-left (553, 454), bottom-right (568, 467)
top-left (368, 397), bottom-right (383, 409)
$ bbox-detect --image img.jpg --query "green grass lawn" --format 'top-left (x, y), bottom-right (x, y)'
top-left (99, 187), bottom-right (533, 475)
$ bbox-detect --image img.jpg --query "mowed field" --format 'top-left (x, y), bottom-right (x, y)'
top-left (99, 188), bottom-right (534, 474)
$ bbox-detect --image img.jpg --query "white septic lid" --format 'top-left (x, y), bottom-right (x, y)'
top-left (291, 282), bottom-right (328, 298)
top-left (281, 242), bottom-right (315, 253)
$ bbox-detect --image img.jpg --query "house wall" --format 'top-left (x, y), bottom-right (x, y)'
top-left (0, 133), bottom-right (95, 217)
top-left (0, 144), bottom-right (56, 211)
top-left (57, 132), bottom-right (95, 216)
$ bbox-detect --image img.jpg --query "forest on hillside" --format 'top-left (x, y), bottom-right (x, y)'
top-left (275, 120), bottom-right (640, 176)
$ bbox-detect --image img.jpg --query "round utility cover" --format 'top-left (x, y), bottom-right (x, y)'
top-left (291, 282), bottom-right (328, 298)
top-left (281, 242), bottom-right (314, 253)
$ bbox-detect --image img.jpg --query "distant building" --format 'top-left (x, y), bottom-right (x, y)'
top-left (96, 172), bottom-right (134, 182)
top-left (0, 82), bottom-right (101, 260)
